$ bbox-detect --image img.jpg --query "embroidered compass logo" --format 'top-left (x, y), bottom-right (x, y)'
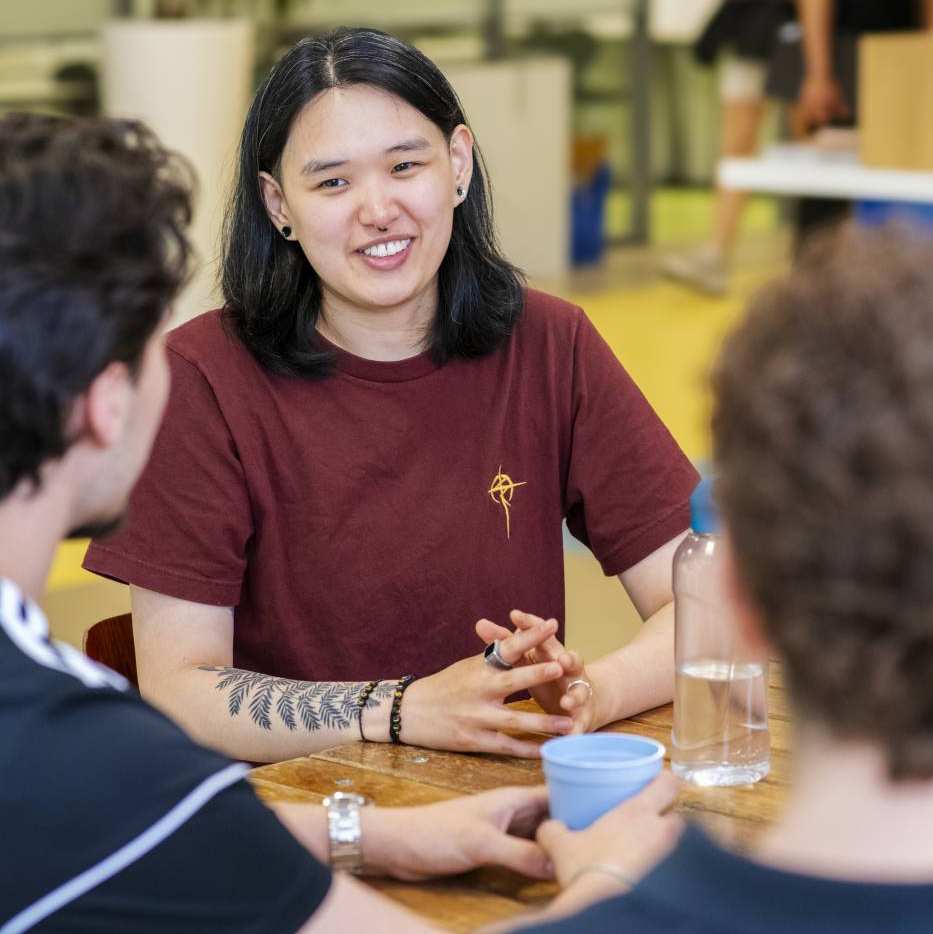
top-left (488, 466), bottom-right (527, 540)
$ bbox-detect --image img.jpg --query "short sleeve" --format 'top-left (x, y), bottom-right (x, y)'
top-left (5, 687), bottom-right (330, 933)
top-left (83, 347), bottom-right (252, 606)
top-left (564, 313), bottom-right (698, 576)
top-left (52, 780), bottom-right (330, 934)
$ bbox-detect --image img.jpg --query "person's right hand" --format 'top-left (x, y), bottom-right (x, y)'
top-left (797, 74), bottom-right (850, 132)
top-left (536, 772), bottom-right (683, 910)
top-left (400, 617), bottom-right (575, 757)
top-left (363, 785), bottom-right (552, 881)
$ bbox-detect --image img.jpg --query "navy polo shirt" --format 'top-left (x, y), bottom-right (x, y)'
top-left (522, 823), bottom-right (933, 934)
top-left (0, 579), bottom-right (331, 933)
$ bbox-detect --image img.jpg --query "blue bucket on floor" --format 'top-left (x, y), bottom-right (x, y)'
top-left (571, 162), bottom-right (612, 265)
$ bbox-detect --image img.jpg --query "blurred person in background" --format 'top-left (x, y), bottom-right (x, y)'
top-left (0, 109), bottom-right (682, 934)
top-left (787, 0), bottom-right (932, 134)
top-left (666, 0), bottom-right (933, 294)
top-left (662, 0), bottom-right (794, 296)
top-left (511, 224), bottom-right (933, 933)
top-left (767, 0), bottom-right (933, 239)
top-left (84, 28), bottom-right (699, 766)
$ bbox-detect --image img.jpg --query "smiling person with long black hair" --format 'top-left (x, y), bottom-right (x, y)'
top-left (84, 28), bottom-right (697, 764)
top-left (0, 110), bottom-right (682, 934)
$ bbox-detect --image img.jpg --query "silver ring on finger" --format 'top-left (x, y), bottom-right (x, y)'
top-left (483, 640), bottom-right (513, 670)
top-left (567, 678), bottom-right (593, 699)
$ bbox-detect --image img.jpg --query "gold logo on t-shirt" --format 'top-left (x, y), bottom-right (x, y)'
top-left (488, 466), bottom-right (527, 540)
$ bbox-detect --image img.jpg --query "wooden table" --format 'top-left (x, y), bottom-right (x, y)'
top-left (250, 664), bottom-right (790, 932)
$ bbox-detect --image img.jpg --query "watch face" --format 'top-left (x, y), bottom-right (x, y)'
top-left (324, 791), bottom-right (369, 808)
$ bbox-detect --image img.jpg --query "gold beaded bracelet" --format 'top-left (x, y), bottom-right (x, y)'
top-left (389, 674), bottom-right (415, 744)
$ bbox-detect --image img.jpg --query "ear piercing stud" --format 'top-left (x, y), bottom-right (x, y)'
top-left (281, 225), bottom-right (291, 238)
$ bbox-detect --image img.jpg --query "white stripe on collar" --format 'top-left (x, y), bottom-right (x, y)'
top-left (0, 578), bottom-right (128, 692)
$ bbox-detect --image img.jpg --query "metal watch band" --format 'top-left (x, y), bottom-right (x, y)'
top-left (322, 791), bottom-right (368, 873)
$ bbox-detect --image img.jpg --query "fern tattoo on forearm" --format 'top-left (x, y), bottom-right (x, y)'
top-left (198, 667), bottom-right (395, 732)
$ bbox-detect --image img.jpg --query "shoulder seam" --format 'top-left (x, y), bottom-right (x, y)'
top-left (163, 344), bottom-right (252, 510)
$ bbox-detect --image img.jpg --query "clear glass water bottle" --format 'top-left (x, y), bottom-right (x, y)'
top-left (671, 478), bottom-right (770, 786)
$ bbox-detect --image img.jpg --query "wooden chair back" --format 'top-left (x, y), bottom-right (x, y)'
top-left (83, 613), bottom-right (138, 688)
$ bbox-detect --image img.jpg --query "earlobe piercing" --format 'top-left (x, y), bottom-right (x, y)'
top-left (281, 225), bottom-right (292, 238)
top-left (456, 186), bottom-right (464, 199)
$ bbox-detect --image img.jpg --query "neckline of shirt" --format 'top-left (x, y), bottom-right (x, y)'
top-left (0, 576), bottom-right (129, 691)
top-left (314, 331), bottom-right (441, 383)
top-left (0, 577), bottom-right (48, 640)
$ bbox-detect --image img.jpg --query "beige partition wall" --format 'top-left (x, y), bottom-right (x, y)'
top-left (443, 57), bottom-right (571, 282)
top-left (47, 21), bottom-right (256, 646)
top-left (101, 19), bottom-right (255, 326)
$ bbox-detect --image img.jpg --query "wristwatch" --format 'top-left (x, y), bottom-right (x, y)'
top-left (321, 791), bottom-right (370, 873)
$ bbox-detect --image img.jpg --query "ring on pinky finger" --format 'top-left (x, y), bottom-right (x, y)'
top-left (567, 678), bottom-right (593, 700)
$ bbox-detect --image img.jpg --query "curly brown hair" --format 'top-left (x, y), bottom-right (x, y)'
top-left (0, 113), bottom-right (194, 498)
top-left (712, 222), bottom-right (933, 781)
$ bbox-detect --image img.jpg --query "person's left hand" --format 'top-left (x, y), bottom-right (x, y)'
top-left (537, 772), bottom-right (682, 912)
top-left (475, 610), bottom-right (601, 734)
top-left (363, 786), bottom-right (552, 881)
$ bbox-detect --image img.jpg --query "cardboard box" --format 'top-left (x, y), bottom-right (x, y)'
top-left (860, 32), bottom-right (933, 171)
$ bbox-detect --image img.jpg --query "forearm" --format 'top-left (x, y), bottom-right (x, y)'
top-left (300, 875), bottom-right (442, 934)
top-left (478, 873), bottom-right (623, 934)
top-left (148, 667), bottom-right (399, 762)
top-left (587, 602), bottom-right (674, 727)
top-left (271, 802), bottom-right (330, 862)
top-left (797, 0), bottom-right (835, 79)
top-left (269, 803), bottom-right (441, 879)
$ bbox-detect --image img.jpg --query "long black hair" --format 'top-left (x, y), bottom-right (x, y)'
top-left (221, 27), bottom-right (524, 378)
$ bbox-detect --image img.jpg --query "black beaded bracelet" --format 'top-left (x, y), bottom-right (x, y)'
top-left (356, 679), bottom-right (381, 742)
top-left (389, 675), bottom-right (415, 744)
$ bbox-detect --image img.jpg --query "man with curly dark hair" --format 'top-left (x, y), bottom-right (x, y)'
top-left (519, 223), bottom-right (933, 932)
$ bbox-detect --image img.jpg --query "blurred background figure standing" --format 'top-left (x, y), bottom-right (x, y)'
top-left (661, 0), bottom-right (793, 295)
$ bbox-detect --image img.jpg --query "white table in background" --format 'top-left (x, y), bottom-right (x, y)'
top-left (719, 144), bottom-right (933, 205)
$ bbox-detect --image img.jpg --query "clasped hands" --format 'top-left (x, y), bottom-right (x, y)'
top-left (401, 610), bottom-right (601, 758)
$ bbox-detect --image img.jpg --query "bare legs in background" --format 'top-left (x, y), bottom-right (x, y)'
top-left (662, 57), bottom-right (767, 296)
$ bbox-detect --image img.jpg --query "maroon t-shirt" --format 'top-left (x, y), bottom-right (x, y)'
top-left (85, 289), bottom-right (697, 681)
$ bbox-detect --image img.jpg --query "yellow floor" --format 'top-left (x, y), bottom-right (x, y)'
top-left (559, 239), bottom-right (783, 656)
top-left (608, 186), bottom-right (780, 251)
top-left (46, 193), bottom-right (788, 658)
top-left (566, 271), bottom-right (760, 464)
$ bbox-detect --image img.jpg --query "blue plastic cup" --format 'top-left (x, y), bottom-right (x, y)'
top-left (540, 733), bottom-right (666, 830)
